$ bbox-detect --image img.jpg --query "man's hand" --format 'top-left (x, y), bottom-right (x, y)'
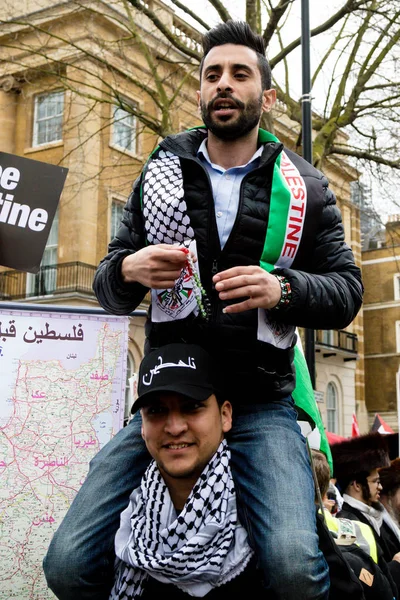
top-left (121, 245), bottom-right (191, 289)
top-left (393, 552), bottom-right (400, 563)
top-left (213, 266), bottom-right (282, 314)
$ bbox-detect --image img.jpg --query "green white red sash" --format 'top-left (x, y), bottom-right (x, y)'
top-left (256, 130), bottom-right (307, 350)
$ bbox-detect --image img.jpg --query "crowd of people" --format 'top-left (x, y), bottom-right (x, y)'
top-left (315, 436), bottom-right (400, 599)
top-left (41, 17), bottom-right (374, 600)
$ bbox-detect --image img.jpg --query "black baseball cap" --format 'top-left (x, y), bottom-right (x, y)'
top-left (131, 343), bottom-right (216, 413)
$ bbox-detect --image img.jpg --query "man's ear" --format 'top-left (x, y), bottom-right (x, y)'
top-left (196, 90), bottom-right (201, 111)
top-left (261, 88), bottom-right (276, 114)
top-left (221, 400), bottom-right (233, 433)
top-left (141, 424), bottom-right (145, 440)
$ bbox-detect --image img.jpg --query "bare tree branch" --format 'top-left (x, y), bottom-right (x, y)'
top-left (207, 0), bottom-right (232, 23)
top-left (262, 0), bottom-right (293, 48)
top-left (169, 0), bottom-right (211, 31)
top-left (269, 0), bottom-right (370, 68)
top-left (331, 145), bottom-right (400, 168)
top-left (125, 0), bottom-right (201, 60)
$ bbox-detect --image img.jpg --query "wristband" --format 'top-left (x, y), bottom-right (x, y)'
top-left (273, 275), bottom-right (292, 310)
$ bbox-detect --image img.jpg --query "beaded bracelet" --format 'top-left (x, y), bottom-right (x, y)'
top-left (273, 275), bottom-right (292, 310)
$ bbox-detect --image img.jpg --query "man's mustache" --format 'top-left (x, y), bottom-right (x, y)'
top-left (207, 93), bottom-right (245, 111)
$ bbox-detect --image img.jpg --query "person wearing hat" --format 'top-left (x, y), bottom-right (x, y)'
top-left (379, 459), bottom-right (400, 563)
top-left (71, 343), bottom-right (264, 599)
top-left (101, 344), bottom-right (373, 600)
top-left (312, 448), bottom-right (396, 600)
top-left (331, 433), bottom-right (400, 594)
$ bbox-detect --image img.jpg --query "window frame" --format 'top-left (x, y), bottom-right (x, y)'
top-left (111, 101), bottom-right (138, 155)
top-left (321, 330), bottom-right (334, 346)
top-left (326, 381), bottom-right (339, 433)
top-left (32, 90), bottom-right (64, 147)
top-left (26, 209), bottom-right (59, 296)
top-left (110, 199), bottom-right (125, 242)
top-left (396, 321), bottom-right (400, 353)
top-left (394, 274), bottom-right (400, 301)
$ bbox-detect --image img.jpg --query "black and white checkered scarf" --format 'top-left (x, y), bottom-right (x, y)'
top-left (109, 439), bottom-right (253, 599)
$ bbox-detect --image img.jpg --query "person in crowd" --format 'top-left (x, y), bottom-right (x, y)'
top-left (110, 342), bottom-right (263, 599)
top-left (329, 477), bottom-right (344, 513)
top-left (312, 448), bottom-right (397, 599)
top-left (331, 433), bottom-right (400, 593)
top-left (324, 482), bottom-right (338, 514)
top-left (379, 458), bottom-right (400, 560)
top-left (43, 19), bottom-right (363, 600)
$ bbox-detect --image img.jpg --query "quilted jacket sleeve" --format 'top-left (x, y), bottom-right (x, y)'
top-left (93, 175), bottom-right (149, 315)
top-left (273, 179), bottom-right (364, 330)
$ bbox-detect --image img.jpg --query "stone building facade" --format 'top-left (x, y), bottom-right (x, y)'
top-left (362, 216), bottom-right (400, 431)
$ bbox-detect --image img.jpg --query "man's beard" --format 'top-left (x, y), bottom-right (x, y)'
top-left (361, 482), bottom-right (383, 511)
top-left (200, 92), bottom-right (263, 141)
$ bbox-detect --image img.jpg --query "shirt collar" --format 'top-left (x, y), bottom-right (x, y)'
top-left (197, 138), bottom-right (263, 171)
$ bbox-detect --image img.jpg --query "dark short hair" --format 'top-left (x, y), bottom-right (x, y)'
top-left (337, 471), bottom-right (370, 495)
top-left (200, 20), bottom-right (272, 90)
top-left (312, 449), bottom-right (331, 500)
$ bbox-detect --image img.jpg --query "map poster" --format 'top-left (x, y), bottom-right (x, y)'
top-left (0, 306), bottom-right (129, 599)
top-left (0, 152), bottom-right (68, 274)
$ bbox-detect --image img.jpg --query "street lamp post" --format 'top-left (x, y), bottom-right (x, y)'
top-left (301, 0), bottom-right (316, 389)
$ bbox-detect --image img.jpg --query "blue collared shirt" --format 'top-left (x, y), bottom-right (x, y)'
top-left (197, 139), bottom-right (263, 249)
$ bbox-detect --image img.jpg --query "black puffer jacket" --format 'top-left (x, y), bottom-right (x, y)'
top-left (93, 128), bottom-right (363, 403)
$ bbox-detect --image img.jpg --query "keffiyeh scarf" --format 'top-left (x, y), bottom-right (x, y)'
top-left (109, 439), bottom-right (253, 599)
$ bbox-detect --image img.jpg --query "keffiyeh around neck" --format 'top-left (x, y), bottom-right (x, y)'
top-left (110, 439), bottom-right (253, 599)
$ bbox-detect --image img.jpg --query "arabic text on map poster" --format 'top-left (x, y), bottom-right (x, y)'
top-left (0, 307), bottom-right (129, 599)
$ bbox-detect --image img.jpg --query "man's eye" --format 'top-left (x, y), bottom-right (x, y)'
top-left (206, 74), bottom-right (218, 81)
top-left (235, 73), bottom-right (248, 79)
top-left (183, 401), bottom-right (204, 412)
top-left (145, 406), bottom-right (165, 415)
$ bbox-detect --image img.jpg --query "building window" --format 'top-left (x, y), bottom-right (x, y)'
top-left (326, 382), bottom-right (338, 433)
top-left (322, 330), bottom-right (334, 346)
top-left (394, 274), bottom-right (400, 300)
top-left (33, 91), bottom-right (64, 146)
top-left (26, 210), bottom-right (58, 296)
top-left (396, 321), bottom-right (400, 353)
top-left (124, 352), bottom-right (135, 425)
top-left (112, 103), bottom-right (137, 153)
top-left (111, 200), bottom-right (124, 241)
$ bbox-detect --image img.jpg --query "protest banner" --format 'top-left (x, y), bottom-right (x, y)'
top-left (0, 152), bottom-right (68, 273)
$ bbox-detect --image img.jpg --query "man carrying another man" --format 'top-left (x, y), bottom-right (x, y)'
top-left (44, 19), bottom-right (363, 600)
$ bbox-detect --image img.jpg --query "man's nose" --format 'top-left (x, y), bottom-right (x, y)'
top-left (164, 412), bottom-right (188, 435)
top-left (217, 72), bottom-right (233, 92)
